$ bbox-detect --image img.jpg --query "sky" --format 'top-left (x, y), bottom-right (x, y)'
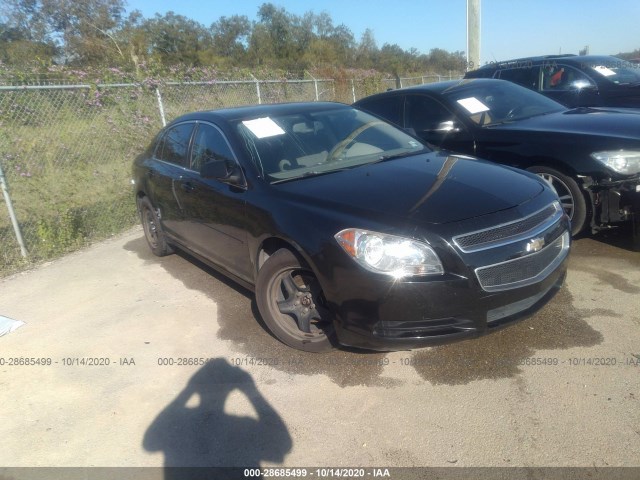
top-left (123, 0), bottom-right (640, 65)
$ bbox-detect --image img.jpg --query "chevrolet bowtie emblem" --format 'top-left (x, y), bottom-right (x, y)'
top-left (526, 237), bottom-right (546, 253)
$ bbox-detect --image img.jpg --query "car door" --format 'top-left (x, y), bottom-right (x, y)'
top-left (540, 64), bottom-right (599, 107)
top-left (146, 122), bottom-right (196, 236)
top-left (172, 122), bottom-right (250, 281)
top-left (403, 94), bottom-right (475, 155)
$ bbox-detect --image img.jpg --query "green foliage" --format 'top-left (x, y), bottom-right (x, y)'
top-left (0, 82), bottom-right (156, 275)
top-left (0, 1), bottom-right (468, 77)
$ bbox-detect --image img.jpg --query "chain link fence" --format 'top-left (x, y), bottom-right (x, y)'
top-left (0, 73), bottom-right (458, 276)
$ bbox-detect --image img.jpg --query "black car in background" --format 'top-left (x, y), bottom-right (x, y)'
top-left (465, 55), bottom-right (640, 108)
top-left (354, 79), bottom-right (640, 238)
top-left (133, 102), bottom-right (570, 352)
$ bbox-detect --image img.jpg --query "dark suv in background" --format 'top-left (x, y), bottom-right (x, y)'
top-left (465, 55), bottom-right (640, 108)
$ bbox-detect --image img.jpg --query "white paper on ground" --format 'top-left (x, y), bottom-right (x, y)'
top-left (0, 315), bottom-right (25, 336)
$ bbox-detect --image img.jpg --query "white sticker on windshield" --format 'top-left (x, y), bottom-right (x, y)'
top-left (457, 97), bottom-right (490, 114)
top-left (242, 117), bottom-right (285, 138)
top-left (594, 66), bottom-right (616, 77)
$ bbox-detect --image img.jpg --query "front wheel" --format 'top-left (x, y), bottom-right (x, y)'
top-left (527, 166), bottom-right (588, 236)
top-left (256, 249), bottom-right (336, 352)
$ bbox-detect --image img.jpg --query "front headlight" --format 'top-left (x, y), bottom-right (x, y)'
top-left (335, 228), bottom-right (444, 278)
top-left (591, 150), bottom-right (640, 175)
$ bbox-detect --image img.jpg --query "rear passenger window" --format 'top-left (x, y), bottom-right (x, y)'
top-left (498, 67), bottom-right (541, 90)
top-left (155, 123), bottom-right (194, 167)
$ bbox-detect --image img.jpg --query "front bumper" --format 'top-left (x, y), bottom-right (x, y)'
top-left (332, 266), bottom-right (566, 351)
top-left (320, 200), bottom-right (571, 351)
top-left (593, 177), bottom-right (640, 226)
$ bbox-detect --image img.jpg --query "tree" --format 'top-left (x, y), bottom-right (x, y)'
top-left (355, 28), bottom-right (378, 68)
top-left (143, 12), bottom-right (211, 66)
top-left (211, 15), bottom-right (250, 59)
top-left (1, 0), bottom-right (126, 64)
top-left (250, 3), bottom-right (302, 69)
top-left (0, 21), bottom-right (57, 65)
top-left (379, 43), bottom-right (405, 77)
top-left (42, 0), bottom-right (126, 64)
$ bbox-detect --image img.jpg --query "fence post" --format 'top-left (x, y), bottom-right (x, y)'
top-left (250, 74), bottom-right (262, 104)
top-left (305, 71), bottom-right (319, 101)
top-left (155, 87), bottom-right (167, 127)
top-left (0, 162), bottom-right (28, 258)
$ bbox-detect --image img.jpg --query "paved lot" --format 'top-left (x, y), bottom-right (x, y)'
top-left (0, 227), bottom-right (639, 472)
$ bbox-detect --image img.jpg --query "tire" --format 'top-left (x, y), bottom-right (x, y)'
top-left (256, 249), bottom-right (336, 352)
top-left (527, 166), bottom-right (588, 236)
top-left (138, 196), bottom-right (174, 257)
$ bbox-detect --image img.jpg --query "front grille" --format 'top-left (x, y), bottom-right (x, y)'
top-left (454, 202), bottom-right (562, 252)
top-left (476, 231), bottom-right (570, 292)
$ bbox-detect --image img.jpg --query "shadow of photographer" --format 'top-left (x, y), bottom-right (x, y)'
top-left (143, 358), bottom-right (292, 479)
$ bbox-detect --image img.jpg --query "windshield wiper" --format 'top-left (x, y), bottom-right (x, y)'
top-left (375, 149), bottom-right (427, 162)
top-left (270, 169), bottom-right (344, 184)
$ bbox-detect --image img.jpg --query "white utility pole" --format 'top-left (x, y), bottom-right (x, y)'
top-left (467, 0), bottom-right (481, 70)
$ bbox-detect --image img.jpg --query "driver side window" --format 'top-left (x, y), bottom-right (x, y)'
top-left (191, 123), bottom-right (236, 173)
top-left (405, 95), bottom-right (458, 132)
top-left (542, 65), bottom-right (595, 91)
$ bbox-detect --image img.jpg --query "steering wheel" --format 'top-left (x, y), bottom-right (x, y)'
top-left (325, 121), bottom-right (386, 162)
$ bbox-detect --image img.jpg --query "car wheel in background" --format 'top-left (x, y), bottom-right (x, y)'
top-left (138, 196), bottom-right (174, 257)
top-left (256, 249), bottom-right (336, 352)
top-left (527, 166), bottom-right (588, 236)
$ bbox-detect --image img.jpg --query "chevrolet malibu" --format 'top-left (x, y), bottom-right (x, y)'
top-left (132, 102), bottom-right (570, 352)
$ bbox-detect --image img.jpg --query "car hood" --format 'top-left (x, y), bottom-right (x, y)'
top-left (493, 108), bottom-right (640, 139)
top-left (274, 152), bottom-right (544, 225)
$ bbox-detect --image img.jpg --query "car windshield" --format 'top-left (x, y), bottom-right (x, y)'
top-left (441, 80), bottom-right (566, 126)
top-left (235, 108), bottom-right (428, 183)
top-left (586, 58), bottom-right (640, 85)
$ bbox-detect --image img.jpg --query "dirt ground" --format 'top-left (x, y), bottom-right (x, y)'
top-left (0, 226), bottom-right (639, 477)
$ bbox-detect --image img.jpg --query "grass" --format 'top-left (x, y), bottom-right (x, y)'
top-left (0, 76), bottom-right (393, 277)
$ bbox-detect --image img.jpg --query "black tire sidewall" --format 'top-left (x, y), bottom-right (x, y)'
top-left (527, 166), bottom-right (588, 236)
top-left (256, 249), bottom-right (335, 353)
top-left (138, 196), bottom-right (173, 257)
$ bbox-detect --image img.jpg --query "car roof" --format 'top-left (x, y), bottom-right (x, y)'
top-left (473, 54), bottom-right (628, 71)
top-left (355, 78), bottom-right (503, 100)
top-left (168, 101), bottom-right (351, 126)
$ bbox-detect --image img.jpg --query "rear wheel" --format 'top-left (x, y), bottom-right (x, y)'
top-left (256, 249), bottom-right (335, 352)
top-left (527, 166), bottom-right (588, 236)
top-left (138, 196), bottom-right (174, 256)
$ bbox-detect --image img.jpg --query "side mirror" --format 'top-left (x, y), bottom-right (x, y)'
top-left (201, 158), bottom-right (243, 185)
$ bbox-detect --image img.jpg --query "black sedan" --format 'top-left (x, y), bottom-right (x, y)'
top-left (354, 79), bottom-right (640, 237)
top-left (133, 102), bottom-right (570, 352)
